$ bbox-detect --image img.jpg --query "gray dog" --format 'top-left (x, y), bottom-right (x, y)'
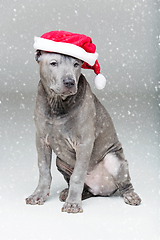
top-left (26, 50), bottom-right (141, 213)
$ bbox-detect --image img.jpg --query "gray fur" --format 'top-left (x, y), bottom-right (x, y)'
top-left (26, 51), bottom-right (141, 213)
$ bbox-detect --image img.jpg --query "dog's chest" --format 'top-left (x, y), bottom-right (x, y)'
top-left (45, 116), bottom-right (76, 162)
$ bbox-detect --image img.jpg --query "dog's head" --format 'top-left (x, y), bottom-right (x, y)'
top-left (35, 50), bottom-right (84, 98)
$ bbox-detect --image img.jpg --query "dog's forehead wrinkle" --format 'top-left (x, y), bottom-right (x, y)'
top-left (44, 52), bottom-right (61, 64)
top-left (62, 54), bottom-right (80, 62)
top-left (53, 54), bottom-right (72, 65)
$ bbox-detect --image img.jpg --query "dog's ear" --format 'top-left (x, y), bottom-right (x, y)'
top-left (35, 50), bottom-right (42, 63)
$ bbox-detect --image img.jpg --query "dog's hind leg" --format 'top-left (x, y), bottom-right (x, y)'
top-left (56, 157), bottom-right (93, 202)
top-left (26, 134), bottom-right (52, 205)
top-left (104, 150), bottom-right (141, 206)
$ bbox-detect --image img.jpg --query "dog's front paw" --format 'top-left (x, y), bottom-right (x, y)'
top-left (26, 189), bottom-right (50, 205)
top-left (123, 191), bottom-right (141, 206)
top-left (62, 202), bottom-right (83, 213)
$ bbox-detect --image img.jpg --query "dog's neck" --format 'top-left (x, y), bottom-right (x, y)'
top-left (41, 74), bottom-right (86, 116)
top-left (47, 94), bottom-right (74, 115)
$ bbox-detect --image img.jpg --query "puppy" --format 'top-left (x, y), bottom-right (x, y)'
top-left (26, 51), bottom-right (141, 213)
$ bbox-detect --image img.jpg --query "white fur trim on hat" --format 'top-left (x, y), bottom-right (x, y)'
top-left (34, 37), bottom-right (98, 66)
top-left (94, 74), bottom-right (106, 90)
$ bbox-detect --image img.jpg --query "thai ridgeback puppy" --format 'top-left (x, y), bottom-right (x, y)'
top-left (26, 51), bottom-right (141, 213)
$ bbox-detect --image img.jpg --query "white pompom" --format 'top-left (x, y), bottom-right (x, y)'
top-left (94, 74), bottom-right (106, 90)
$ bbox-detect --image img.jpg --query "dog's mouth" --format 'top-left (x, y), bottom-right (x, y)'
top-left (60, 91), bottom-right (77, 99)
top-left (50, 87), bottom-right (77, 97)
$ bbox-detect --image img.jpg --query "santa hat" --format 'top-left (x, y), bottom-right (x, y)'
top-left (34, 31), bottom-right (106, 90)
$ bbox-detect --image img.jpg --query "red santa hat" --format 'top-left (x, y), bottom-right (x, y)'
top-left (34, 31), bottom-right (106, 90)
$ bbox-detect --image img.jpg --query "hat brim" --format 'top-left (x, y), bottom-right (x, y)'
top-left (34, 37), bottom-right (98, 66)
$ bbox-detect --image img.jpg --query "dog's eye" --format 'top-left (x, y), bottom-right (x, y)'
top-left (74, 62), bottom-right (79, 68)
top-left (50, 61), bottom-right (57, 66)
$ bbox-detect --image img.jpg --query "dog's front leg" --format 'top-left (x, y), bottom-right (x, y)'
top-left (26, 133), bottom-right (52, 205)
top-left (62, 140), bottom-right (93, 213)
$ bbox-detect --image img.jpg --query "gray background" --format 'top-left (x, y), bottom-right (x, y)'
top-left (0, 0), bottom-right (160, 240)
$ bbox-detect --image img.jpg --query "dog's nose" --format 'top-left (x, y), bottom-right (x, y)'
top-left (63, 79), bottom-right (75, 89)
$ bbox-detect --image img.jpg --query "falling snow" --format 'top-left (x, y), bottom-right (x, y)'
top-left (0, 0), bottom-right (160, 240)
